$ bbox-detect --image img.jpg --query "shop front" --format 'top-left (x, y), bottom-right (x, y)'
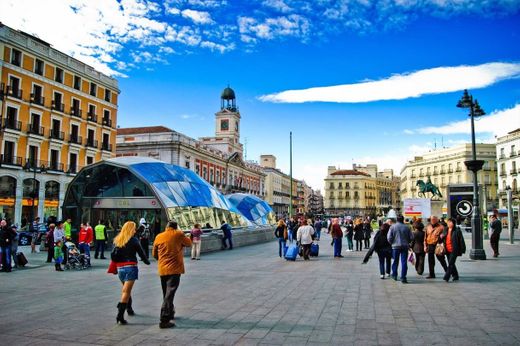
top-left (0, 175), bottom-right (16, 221)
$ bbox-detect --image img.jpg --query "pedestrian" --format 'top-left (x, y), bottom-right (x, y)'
top-left (296, 219), bottom-right (315, 260)
top-left (442, 217), bottom-right (466, 282)
top-left (152, 220), bottom-right (192, 329)
top-left (363, 218), bottom-right (373, 249)
top-left (94, 220), bottom-right (108, 259)
top-left (46, 224), bottom-right (55, 263)
top-left (0, 220), bottom-right (16, 272)
top-left (345, 219), bottom-right (354, 251)
top-left (353, 218), bottom-right (364, 251)
top-left (423, 215), bottom-right (448, 279)
top-left (190, 223), bottom-right (203, 260)
top-left (11, 224), bottom-right (19, 268)
top-left (288, 217), bottom-right (298, 243)
top-left (330, 218), bottom-right (343, 258)
top-left (220, 220), bottom-right (233, 250)
top-left (137, 218), bottom-right (150, 258)
top-left (489, 214), bottom-right (502, 258)
top-left (30, 216), bottom-right (41, 253)
top-left (410, 218), bottom-right (426, 275)
top-left (366, 223), bottom-right (392, 279)
top-left (387, 215), bottom-right (414, 283)
top-left (111, 221), bottom-right (150, 325)
top-left (78, 222), bottom-right (93, 267)
top-left (274, 219), bottom-right (288, 258)
top-left (313, 218), bottom-right (322, 241)
top-left (54, 239), bottom-right (64, 271)
top-left (63, 218), bottom-right (72, 241)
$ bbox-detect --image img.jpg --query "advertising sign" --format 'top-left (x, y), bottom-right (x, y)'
top-left (403, 198), bottom-right (431, 219)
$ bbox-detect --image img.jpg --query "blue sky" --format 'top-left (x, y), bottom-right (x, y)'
top-left (2, 0), bottom-right (520, 190)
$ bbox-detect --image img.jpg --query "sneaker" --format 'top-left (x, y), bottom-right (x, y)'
top-left (380, 275), bottom-right (385, 279)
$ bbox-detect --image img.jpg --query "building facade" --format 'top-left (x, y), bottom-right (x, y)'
top-left (0, 23), bottom-right (118, 225)
top-left (259, 155), bottom-right (291, 218)
top-left (400, 143), bottom-right (499, 211)
top-left (496, 129), bottom-right (520, 207)
top-left (116, 88), bottom-right (265, 198)
top-left (308, 189), bottom-right (324, 216)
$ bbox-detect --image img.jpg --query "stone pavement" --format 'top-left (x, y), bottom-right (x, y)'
top-left (1, 232), bottom-right (520, 346)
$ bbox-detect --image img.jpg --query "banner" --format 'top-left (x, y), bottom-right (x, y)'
top-left (403, 198), bottom-right (431, 219)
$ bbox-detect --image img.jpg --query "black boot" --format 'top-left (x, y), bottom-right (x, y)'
top-left (127, 297), bottom-right (135, 316)
top-left (116, 303), bottom-right (128, 324)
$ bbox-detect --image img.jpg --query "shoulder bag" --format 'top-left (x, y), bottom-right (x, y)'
top-left (434, 242), bottom-right (446, 256)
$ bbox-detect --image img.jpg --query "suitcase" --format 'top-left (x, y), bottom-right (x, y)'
top-left (17, 252), bottom-right (28, 267)
top-left (310, 243), bottom-right (319, 257)
top-left (285, 244), bottom-right (298, 261)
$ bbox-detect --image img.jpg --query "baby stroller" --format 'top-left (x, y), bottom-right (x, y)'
top-left (64, 241), bottom-right (87, 270)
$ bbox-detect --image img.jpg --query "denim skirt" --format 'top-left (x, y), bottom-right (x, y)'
top-left (118, 265), bottom-right (138, 282)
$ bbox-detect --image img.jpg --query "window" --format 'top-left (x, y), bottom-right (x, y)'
top-left (34, 59), bottom-right (44, 75)
top-left (203, 167), bottom-right (207, 180)
top-left (11, 48), bottom-right (21, 66)
top-left (53, 92), bottom-right (63, 112)
top-left (8, 75), bottom-right (21, 98)
top-left (86, 156), bottom-right (94, 165)
top-left (74, 75), bottom-right (81, 90)
top-left (69, 153), bottom-right (78, 173)
top-left (105, 89), bottom-right (111, 102)
top-left (103, 109), bottom-right (110, 121)
top-left (102, 133), bottom-right (110, 150)
top-left (71, 98), bottom-right (81, 117)
top-left (50, 150), bottom-right (60, 170)
top-left (512, 145), bottom-right (516, 156)
top-left (51, 119), bottom-right (61, 137)
top-left (3, 141), bottom-right (15, 163)
top-left (87, 129), bottom-right (95, 144)
top-left (31, 84), bottom-right (43, 105)
top-left (185, 161), bottom-right (190, 169)
top-left (329, 183), bottom-right (334, 189)
top-left (28, 146), bottom-right (38, 167)
top-left (195, 164), bottom-right (200, 175)
top-left (55, 67), bottom-right (64, 83)
top-left (90, 82), bottom-right (97, 97)
top-left (29, 113), bottom-right (41, 134)
top-left (70, 124), bottom-right (79, 144)
top-left (500, 147), bottom-right (505, 157)
top-left (88, 104), bottom-right (96, 120)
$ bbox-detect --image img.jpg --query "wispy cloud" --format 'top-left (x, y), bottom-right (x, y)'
top-left (181, 9), bottom-right (214, 24)
top-left (259, 62), bottom-right (520, 103)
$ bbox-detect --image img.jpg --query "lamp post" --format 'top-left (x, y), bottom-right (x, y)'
top-left (457, 89), bottom-right (486, 260)
top-left (506, 185), bottom-right (514, 244)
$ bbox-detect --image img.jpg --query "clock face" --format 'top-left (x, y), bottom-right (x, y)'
top-left (221, 119), bottom-right (229, 131)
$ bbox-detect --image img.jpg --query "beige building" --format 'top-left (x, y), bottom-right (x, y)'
top-left (496, 128), bottom-right (520, 207)
top-left (324, 164), bottom-right (400, 217)
top-left (259, 155), bottom-right (290, 217)
top-left (400, 143), bottom-right (499, 211)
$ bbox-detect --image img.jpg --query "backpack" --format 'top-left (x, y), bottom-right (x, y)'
top-left (111, 246), bottom-right (124, 262)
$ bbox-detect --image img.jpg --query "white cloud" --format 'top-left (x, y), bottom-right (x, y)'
top-left (262, 0), bottom-right (292, 13)
top-left (238, 14), bottom-right (310, 41)
top-left (259, 62), bottom-right (520, 103)
top-left (181, 9), bottom-right (214, 24)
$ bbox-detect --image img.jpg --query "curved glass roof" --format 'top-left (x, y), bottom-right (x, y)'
top-left (227, 193), bottom-right (276, 225)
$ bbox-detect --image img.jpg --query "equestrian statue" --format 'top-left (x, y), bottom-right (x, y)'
top-left (416, 177), bottom-right (443, 199)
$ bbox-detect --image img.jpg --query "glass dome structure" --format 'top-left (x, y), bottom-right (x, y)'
top-left (227, 193), bottom-right (276, 226)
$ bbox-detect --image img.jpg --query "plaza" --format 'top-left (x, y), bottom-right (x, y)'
top-left (1, 231), bottom-right (520, 346)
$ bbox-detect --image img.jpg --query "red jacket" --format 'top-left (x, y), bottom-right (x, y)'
top-left (79, 226), bottom-right (93, 244)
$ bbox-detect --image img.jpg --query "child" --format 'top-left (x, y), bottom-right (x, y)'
top-left (54, 240), bottom-right (64, 271)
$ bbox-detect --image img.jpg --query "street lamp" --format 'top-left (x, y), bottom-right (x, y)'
top-left (505, 185), bottom-right (514, 244)
top-left (457, 89), bottom-right (486, 260)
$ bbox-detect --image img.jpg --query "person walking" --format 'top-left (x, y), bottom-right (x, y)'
top-left (363, 219), bottom-right (373, 249)
top-left (30, 217), bottom-right (41, 253)
top-left (94, 220), bottom-right (108, 259)
top-left (330, 218), bottom-right (343, 258)
top-left (152, 221), bottom-right (192, 329)
top-left (313, 219), bottom-right (322, 241)
top-left (489, 214), bottom-right (502, 258)
top-left (11, 224), bottom-right (19, 268)
top-left (410, 219), bottom-right (426, 275)
top-left (387, 215), bottom-right (414, 283)
top-left (296, 219), bottom-right (315, 261)
top-left (423, 216), bottom-right (448, 279)
top-left (137, 218), bottom-right (150, 258)
top-left (111, 221), bottom-right (150, 325)
top-left (353, 218), bottom-right (364, 251)
top-left (220, 220), bottom-right (233, 250)
top-left (78, 222), bottom-right (93, 267)
top-left (345, 219), bottom-right (354, 252)
top-left (370, 223), bottom-right (392, 279)
top-left (190, 223), bottom-right (203, 260)
top-left (288, 217), bottom-right (298, 243)
top-left (45, 224), bottom-right (55, 263)
top-left (0, 220), bottom-right (16, 272)
top-left (274, 219), bottom-right (288, 258)
top-left (443, 217), bottom-right (466, 282)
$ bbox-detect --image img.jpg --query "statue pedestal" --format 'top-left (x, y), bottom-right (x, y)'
top-left (431, 200), bottom-right (444, 218)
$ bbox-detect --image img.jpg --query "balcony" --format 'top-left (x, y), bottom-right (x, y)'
top-left (47, 161), bottom-right (64, 172)
top-left (66, 165), bottom-right (81, 174)
top-left (410, 174), bottom-right (416, 178)
top-left (69, 135), bottom-right (83, 145)
top-left (102, 117), bottom-right (112, 127)
top-left (500, 172), bottom-right (507, 177)
top-left (511, 151), bottom-right (517, 158)
top-left (499, 154), bottom-right (506, 159)
top-left (52, 101), bottom-right (65, 112)
top-left (30, 93), bottom-right (45, 106)
top-left (70, 107), bottom-right (82, 118)
top-left (456, 167), bottom-right (462, 172)
top-left (448, 168), bottom-right (453, 173)
top-left (3, 118), bottom-right (22, 131)
top-left (87, 112), bottom-right (98, 123)
top-left (511, 169), bottom-right (518, 176)
top-left (0, 155), bottom-right (23, 166)
top-left (49, 129), bottom-right (65, 141)
top-left (6, 86), bottom-right (22, 99)
top-left (432, 171), bottom-right (438, 176)
top-left (101, 142), bottom-right (112, 152)
top-left (27, 123), bottom-right (45, 136)
top-left (86, 139), bottom-right (98, 149)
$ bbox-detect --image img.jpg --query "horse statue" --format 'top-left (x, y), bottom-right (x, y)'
top-left (416, 178), bottom-right (443, 199)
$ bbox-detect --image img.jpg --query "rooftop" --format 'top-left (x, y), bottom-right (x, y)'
top-left (330, 170), bottom-right (371, 177)
top-left (117, 126), bottom-right (174, 135)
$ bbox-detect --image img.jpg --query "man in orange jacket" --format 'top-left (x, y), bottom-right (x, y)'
top-left (152, 221), bottom-right (192, 329)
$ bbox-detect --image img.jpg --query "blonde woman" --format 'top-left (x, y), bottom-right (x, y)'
top-left (274, 219), bottom-right (288, 257)
top-left (111, 221), bottom-right (150, 325)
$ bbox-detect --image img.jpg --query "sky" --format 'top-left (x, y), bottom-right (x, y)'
top-left (2, 0), bottom-right (520, 191)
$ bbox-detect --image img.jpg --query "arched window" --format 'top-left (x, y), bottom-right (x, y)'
top-left (0, 176), bottom-right (16, 222)
top-left (22, 178), bottom-right (39, 223)
top-left (44, 181), bottom-right (60, 220)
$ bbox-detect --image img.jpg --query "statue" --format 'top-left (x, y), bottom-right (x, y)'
top-left (416, 177), bottom-right (443, 199)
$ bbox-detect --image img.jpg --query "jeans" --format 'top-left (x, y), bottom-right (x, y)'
top-left (221, 234), bottom-right (233, 249)
top-left (356, 239), bottom-right (363, 251)
top-left (118, 265), bottom-right (138, 282)
top-left (364, 238), bottom-right (370, 249)
top-left (160, 274), bottom-right (181, 322)
top-left (346, 235), bottom-right (353, 250)
top-left (94, 240), bottom-right (106, 258)
top-left (391, 248), bottom-right (409, 280)
top-left (444, 251), bottom-right (459, 280)
top-left (78, 243), bottom-right (91, 265)
top-left (277, 238), bottom-right (286, 257)
top-left (376, 249), bottom-right (392, 275)
top-left (1, 246), bottom-right (12, 271)
top-left (333, 238), bottom-right (342, 257)
top-left (191, 240), bottom-right (201, 259)
top-left (427, 244), bottom-right (448, 276)
top-left (316, 229), bottom-right (321, 240)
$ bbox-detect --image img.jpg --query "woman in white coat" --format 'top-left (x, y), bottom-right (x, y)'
top-left (297, 219), bottom-right (315, 261)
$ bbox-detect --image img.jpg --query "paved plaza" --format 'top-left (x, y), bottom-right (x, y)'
top-left (1, 232), bottom-right (520, 346)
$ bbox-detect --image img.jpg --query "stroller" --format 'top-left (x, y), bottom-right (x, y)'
top-left (64, 241), bottom-right (88, 270)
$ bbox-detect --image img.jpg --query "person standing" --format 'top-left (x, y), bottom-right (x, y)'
top-left (45, 224), bottom-right (55, 263)
top-left (387, 215), bottom-right (414, 283)
top-left (274, 219), bottom-right (288, 258)
top-left (152, 221), bottom-right (192, 329)
top-left (411, 218), bottom-right (426, 275)
top-left (190, 223), bottom-right (203, 260)
top-left (345, 219), bottom-right (354, 252)
top-left (30, 217), bottom-right (41, 253)
top-left (363, 219), bottom-right (373, 249)
top-left (313, 219), bottom-right (322, 241)
top-left (423, 216), bottom-right (448, 279)
top-left (365, 223), bottom-right (392, 279)
top-left (443, 217), bottom-right (466, 282)
top-left (63, 218), bottom-right (72, 241)
top-left (94, 220), bottom-right (108, 259)
top-left (111, 221), bottom-right (150, 325)
top-left (354, 218), bottom-right (364, 251)
top-left (11, 224), bottom-right (19, 268)
top-left (78, 222), bottom-right (93, 267)
top-left (0, 220), bottom-right (16, 272)
top-left (137, 218), bottom-right (150, 258)
top-left (489, 214), bottom-right (502, 258)
top-left (220, 220), bottom-right (233, 250)
top-left (54, 239), bottom-right (64, 271)
top-left (330, 218), bottom-right (343, 258)
top-left (296, 219), bottom-right (315, 261)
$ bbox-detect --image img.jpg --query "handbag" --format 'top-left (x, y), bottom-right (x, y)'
top-left (408, 250), bottom-right (416, 265)
top-left (107, 260), bottom-right (118, 274)
top-left (435, 242), bottom-right (446, 256)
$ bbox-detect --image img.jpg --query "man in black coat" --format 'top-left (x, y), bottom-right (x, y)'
top-left (0, 220), bottom-right (17, 272)
top-left (489, 215), bottom-right (502, 257)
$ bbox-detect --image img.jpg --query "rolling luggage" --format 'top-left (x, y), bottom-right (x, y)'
top-left (285, 244), bottom-right (298, 261)
top-left (310, 242), bottom-right (319, 257)
top-left (17, 252), bottom-right (28, 267)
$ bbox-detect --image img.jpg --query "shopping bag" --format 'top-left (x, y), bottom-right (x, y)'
top-left (408, 250), bottom-right (416, 266)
